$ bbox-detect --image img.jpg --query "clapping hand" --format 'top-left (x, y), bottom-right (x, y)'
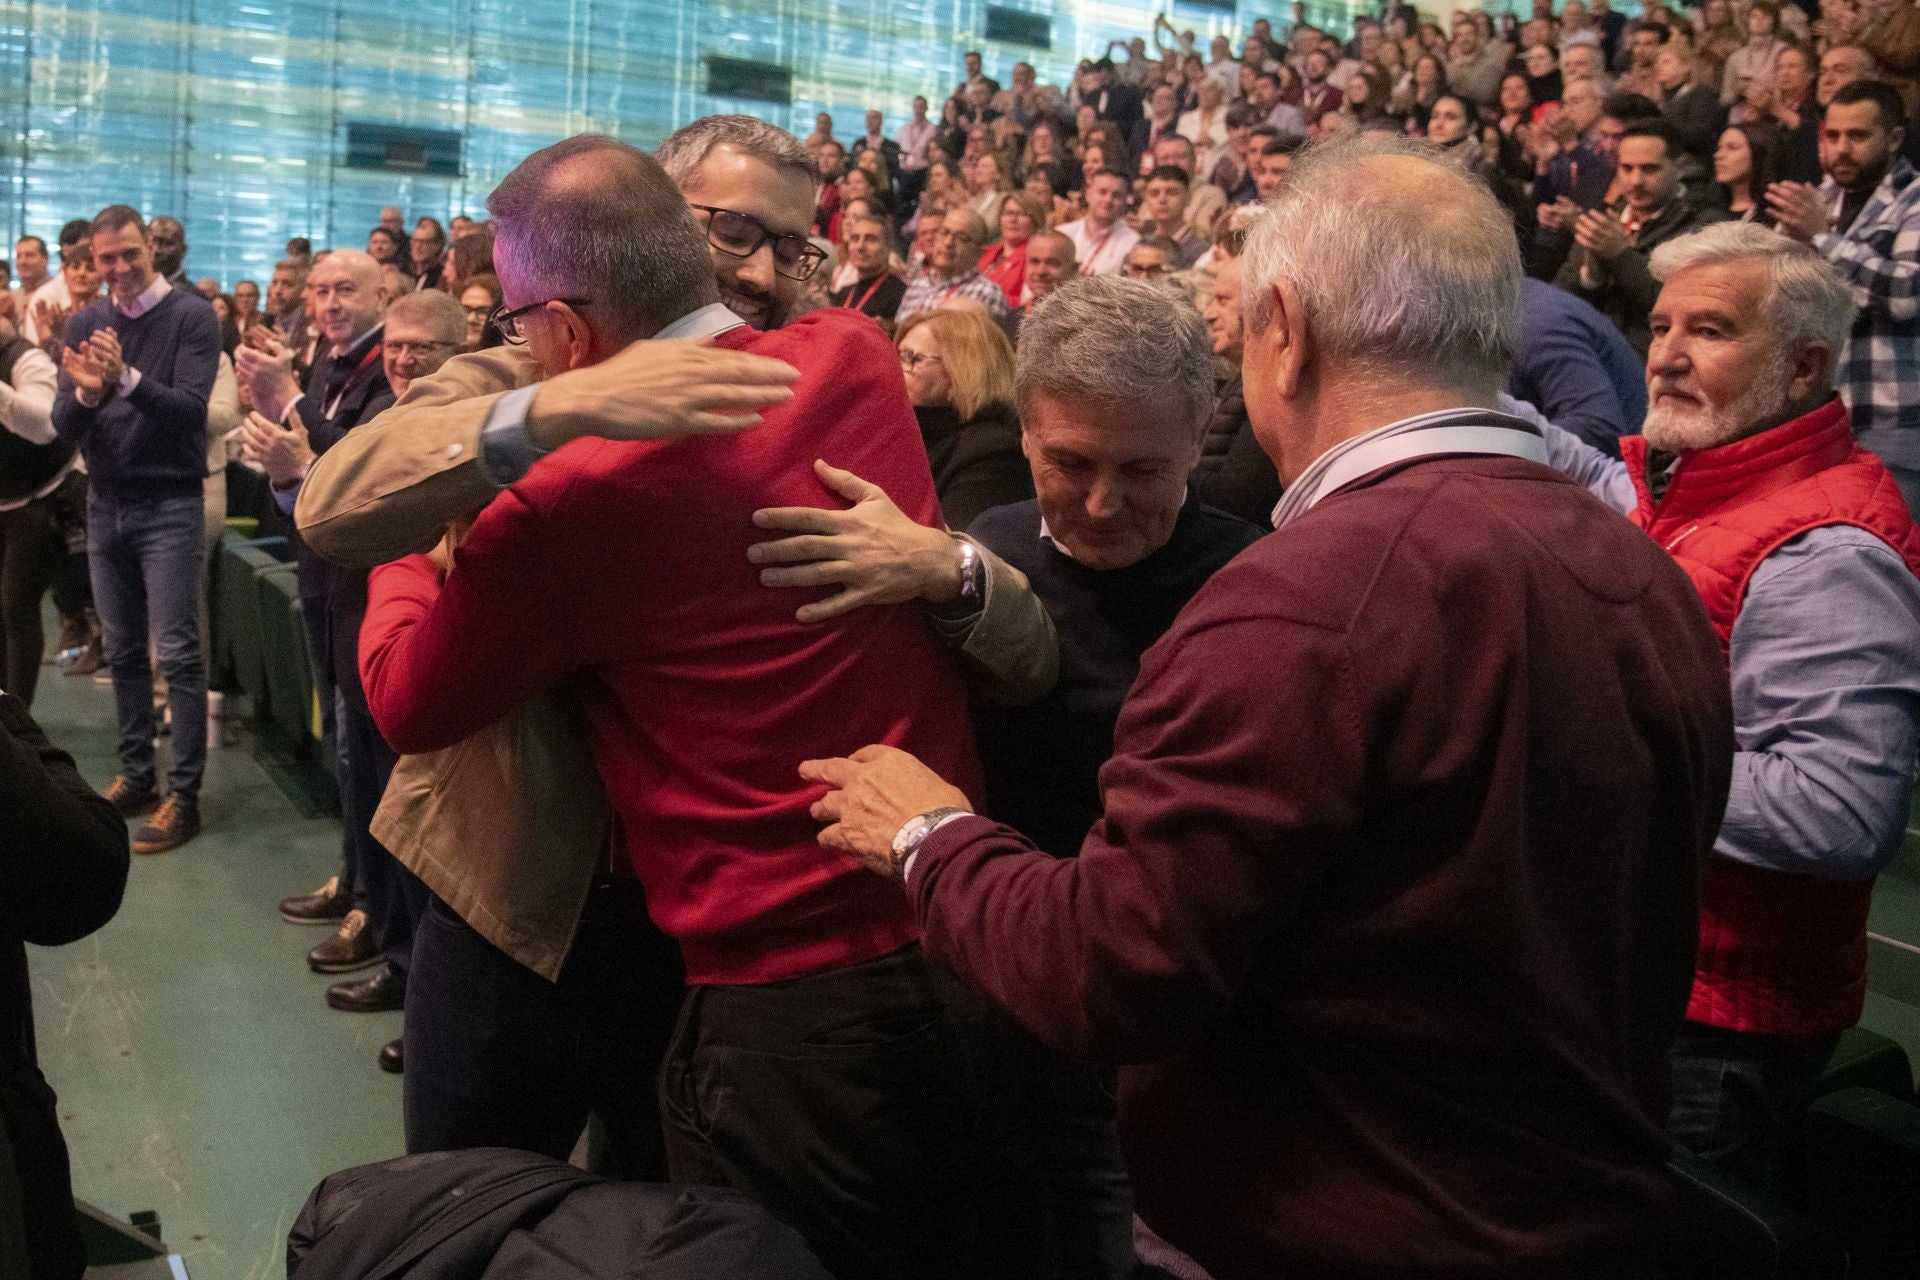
top-left (1765, 181), bottom-right (1829, 243)
top-left (87, 329), bottom-right (126, 388)
top-left (237, 410), bottom-right (315, 488)
top-left (234, 332), bottom-right (302, 422)
top-left (61, 342), bottom-right (108, 406)
top-left (1573, 209), bottom-right (1631, 260)
top-left (32, 293), bottom-right (72, 347)
top-left (1535, 195), bottom-right (1580, 231)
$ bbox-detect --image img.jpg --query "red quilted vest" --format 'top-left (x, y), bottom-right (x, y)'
top-left (1622, 398), bottom-right (1920, 1038)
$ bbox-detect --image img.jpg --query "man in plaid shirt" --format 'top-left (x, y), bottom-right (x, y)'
top-left (1771, 80), bottom-right (1920, 517)
top-left (895, 207), bottom-right (1013, 330)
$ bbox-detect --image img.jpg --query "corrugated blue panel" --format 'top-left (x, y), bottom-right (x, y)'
top-left (1, 0), bottom-right (1371, 284)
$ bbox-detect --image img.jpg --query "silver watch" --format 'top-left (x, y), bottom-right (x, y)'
top-left (890, 806), bottom-right (971, 876)
top-left (952, 536), bottom-right (982, 604)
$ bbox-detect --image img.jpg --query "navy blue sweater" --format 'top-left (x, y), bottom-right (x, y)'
top-left (51, 287), bottom-right (219, 502)
top-left (967, 495), bottom-right (1262, 856)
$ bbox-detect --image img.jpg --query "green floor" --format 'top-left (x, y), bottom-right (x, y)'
top-left (26, 668), bottom-right (403, 1280)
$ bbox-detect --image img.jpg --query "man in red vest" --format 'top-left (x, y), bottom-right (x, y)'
top-left (1530, 219), bottom-right (1920, 1188)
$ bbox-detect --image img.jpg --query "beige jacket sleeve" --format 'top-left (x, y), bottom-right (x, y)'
top-left (944, 534), bottom-right (1060, 706)
top-left (294, 344), bottom-right (545, 567)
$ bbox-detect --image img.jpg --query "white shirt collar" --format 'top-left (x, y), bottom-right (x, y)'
top-left (1270, 406), bottom-right (1546, 529)
top-left (656, 302), bottom-right (748, 342)
top-left (115, 273), bottom-right (172, 320)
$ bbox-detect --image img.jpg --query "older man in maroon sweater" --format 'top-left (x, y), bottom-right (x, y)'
top-left (807, 135), bottom-right (1737, 1278)
top-left (358, 138), bottom-right (1007, 1280)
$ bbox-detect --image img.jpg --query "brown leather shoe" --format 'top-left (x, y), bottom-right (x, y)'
top-left (307, 909), bottom-right (381, 974)
top-left (131, 794), bottom-right (200, 855)
top-left (102, 775), bottom-right (160, 818)
top-left (280, 875), bottom-right (350, 926)
top-left (326, 964), bottom-right (405, 1013)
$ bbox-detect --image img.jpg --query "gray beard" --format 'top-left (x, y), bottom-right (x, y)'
top-left (1642, 359), bottom-right (1796, 453)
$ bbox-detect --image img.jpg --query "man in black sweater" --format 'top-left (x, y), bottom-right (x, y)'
top-left (1, 691), bottom-right (129, 1279)
top-left (748, 277), bottom-right (1258, 1276)
top-left (50, 205), bottom-right (220, 855)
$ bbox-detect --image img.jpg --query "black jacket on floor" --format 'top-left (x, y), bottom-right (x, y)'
top-left (0, 693), bottom-right (129, 1280)
top-left (287, 1148), bottom-right (834, 1280)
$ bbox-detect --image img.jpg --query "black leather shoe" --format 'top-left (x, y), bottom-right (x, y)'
top-left (378, 1039), bottom-right (404, 1074)
top-left (307, 909), bottom-right (381, 973)
top-left (326, 964), bottom-right (405, 1013)
top-left (281, 875), bottom-right (350, 926)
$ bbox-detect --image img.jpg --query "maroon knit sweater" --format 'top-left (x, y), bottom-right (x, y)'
top-left (912, 454), bottom-right (1735, 1279)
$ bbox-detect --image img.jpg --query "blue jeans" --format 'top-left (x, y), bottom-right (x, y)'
top-left (1667, 1018), bottom-right (1839, 1193)
top-left (88, 491), bottom-right (208, 803)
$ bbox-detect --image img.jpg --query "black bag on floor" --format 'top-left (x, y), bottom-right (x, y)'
top-left (286, 1148), bottom-right (831, 1280)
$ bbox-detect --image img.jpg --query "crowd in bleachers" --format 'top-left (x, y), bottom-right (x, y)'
top-left (7, 2), bottom-right (1920, 1278)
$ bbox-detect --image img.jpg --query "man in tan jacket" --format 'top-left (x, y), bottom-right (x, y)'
top-left (296, 116), bottom-right (1060, 1177)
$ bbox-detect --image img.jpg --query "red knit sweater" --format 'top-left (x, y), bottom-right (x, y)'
top-left (361, 310), bottom-right (982, 984)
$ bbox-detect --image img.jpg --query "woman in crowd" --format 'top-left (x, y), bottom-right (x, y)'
top-left (1425, 94), bottom-right (1483, 163)
top-left (1694, 0), bottom-right (1747, 71)
top-left (1520, 41), bottom-right (1562, 105)
top-left (1714, 121), bottom-right (1783, 224)
top-left (1023, 121), bottom-right (1069, 185)
top-left (894, 308), bottom-right (1030, 530)
top-left (458, 272), bottom-right (503, 352)
top-left (977, 192), bottom-right (1045, 307)
top-left (1397, 53), bottom-right (1450, 133)
top-left (961, 151), bottom-right (1013, 233)
top-left (1496, 72), bottom-right (1538, 143)
top-left (209, 294), bottom-right (242, 355)
top-left (1344, 65), bottom-right (1395, 128)
top-left (1022, 164), bottom-right (1077, 228)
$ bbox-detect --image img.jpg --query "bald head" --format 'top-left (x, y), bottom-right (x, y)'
top-left (310, 248), bottom-right (388, 348)
top-left (487, 133), bottom-right (716, 342)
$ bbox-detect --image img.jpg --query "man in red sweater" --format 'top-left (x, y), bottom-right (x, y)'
top-left (357, 137), bottom-right (1007, 1279)
top-left (804, 134), bottom-right (1737, 1279)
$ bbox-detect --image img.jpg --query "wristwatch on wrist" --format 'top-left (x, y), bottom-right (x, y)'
top-left (890, 806), bottom-right (971, 879)
top-left (952, 536), bottom-right (982, 605)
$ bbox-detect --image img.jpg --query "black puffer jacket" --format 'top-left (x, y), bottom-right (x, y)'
top-left (1189, 374), bottom-right (1281, 530)
top-left (286, 1148), bottom-right (834, 1280)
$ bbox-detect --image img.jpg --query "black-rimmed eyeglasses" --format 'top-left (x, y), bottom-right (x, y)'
top-left (489, 298), bottom-right (592, 344)
top-left (688, 204), bottom-right (829, 281)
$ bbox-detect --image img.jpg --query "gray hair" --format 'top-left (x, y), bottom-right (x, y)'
top-left (1240, 133), bottom-right (1522, 387)
top-left (656, 114), bottom-right (812, 188)
top-left (485, 134), bottom-right (715, 340)
top-left (1015, 276), bottom-right (1215, 432)
top-left (384, 287), bottom-right (466, 344)
top-left (1649, 221), bottom-right (1854, 358)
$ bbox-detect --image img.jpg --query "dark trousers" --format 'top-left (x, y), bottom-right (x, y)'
top-left (334, 691), bottom-right (423, 976)
top-left (1668, 1018), bottom-right (1840, 1191)
top-left (0, 497), bottom-right (63, 706)
top-left (994, 1021), bottom-right (1137, 1280)
top-left (88, 492), bottom-right (207, 802)
top-left (405, 881), bottom-right (683, 1180)
top-left (47, 471), bottom-right (91, 621)
top-left (660, 945), bottom-right (1038, 1280)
